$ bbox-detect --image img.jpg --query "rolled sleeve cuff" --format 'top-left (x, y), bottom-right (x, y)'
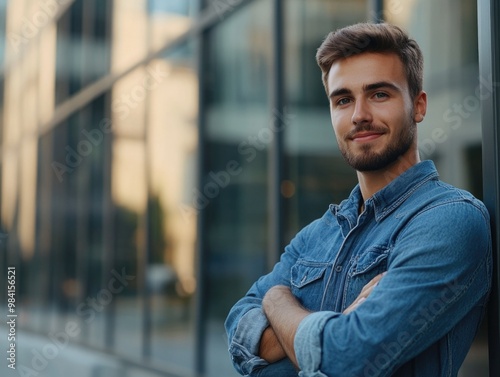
top-left (295, 311), bottom-right (339, 376)
top-left (229, 307), bottom-right (270, 375)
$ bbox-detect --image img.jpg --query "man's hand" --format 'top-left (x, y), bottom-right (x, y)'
top-left (261, 286), bottom-right (311, 369)
top-left (260, 273), bottom-right (385, 367)
top-left (258, 326), bottom-right (286, 363)
top-left (343, 272), bottom-right (385, 314)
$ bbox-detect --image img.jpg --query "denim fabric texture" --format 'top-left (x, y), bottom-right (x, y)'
top-left (224, 160), bottom-right (492, 377)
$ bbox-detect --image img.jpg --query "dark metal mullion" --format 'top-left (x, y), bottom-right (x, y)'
top-left (75, 0), bottom-right (93, 344)
top-left (268, 0), bottom-right (285, 270)
top-left (103, 0), bottom-right (116, 350)
top-left (102, 96), bottom-right (116, 350)
top-left (194, 15), bottom-right (208, 377)
top-left (141, 0), bottom-right (155, 361)
top-left (478, 0), bottom-right (500, 376)
top-left (140, 80), bottom-right (153, 360)
top-left (75, 109), bottom-right (90, 343)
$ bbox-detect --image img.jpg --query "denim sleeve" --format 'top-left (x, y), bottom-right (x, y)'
top-left (227, 307), bottom-right (270, 375)
top-left (292, 200), bottom-right (492, 377)
top-left (225, 219), bottom-right (316, 375)
top-left (294, 312), bottom-right (339, 376)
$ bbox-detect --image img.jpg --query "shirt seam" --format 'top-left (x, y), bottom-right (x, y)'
top-left (375, 171), bottom-right (439, 221)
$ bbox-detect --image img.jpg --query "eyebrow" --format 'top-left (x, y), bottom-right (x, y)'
top-left (364, 81), bottom-right (401, 93)
top-left (329, 81), bottom-right (402, 99)
top-left (329, 87), bottom-right (352, 99)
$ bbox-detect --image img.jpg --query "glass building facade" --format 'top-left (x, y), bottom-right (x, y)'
top-left (0, 0), bottom-right (498, 376)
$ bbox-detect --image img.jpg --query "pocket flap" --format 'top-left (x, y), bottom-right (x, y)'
top-left (291, 260), bottom-right (328, 288)
top-left (352, 246), bottom-right (389, 276)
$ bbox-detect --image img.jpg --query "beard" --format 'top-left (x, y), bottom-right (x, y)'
top-left (339, 117), bottom-right (417, 172)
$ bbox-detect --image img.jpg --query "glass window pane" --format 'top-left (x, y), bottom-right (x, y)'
top-left (283, 0), bottom-right (367, 239)
top-left (148, 0), bottom-right (194, 52)
top-left (110, 59), bottom-right (149, 367)
top-left (147, 43), bottom-right (198, 371)
top-left (203, 0), bottom-right (272, 375)
top-left (69, 95), bottom-right (110, 349)
top-left (56, 0), bottom-right (111, 104)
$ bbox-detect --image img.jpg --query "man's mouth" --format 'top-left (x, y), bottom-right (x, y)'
top-left (351, 131), bottom-right (384, 142)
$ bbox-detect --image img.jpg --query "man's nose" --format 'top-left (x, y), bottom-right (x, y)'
top-left (351, 99), bottom-right (373, 125)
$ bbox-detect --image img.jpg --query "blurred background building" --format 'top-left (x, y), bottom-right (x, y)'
top-left (0, 0), bottom-right (498, 376)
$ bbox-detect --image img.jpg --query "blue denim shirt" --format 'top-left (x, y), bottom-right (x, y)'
top-left (225, 161), bottom-right (492, 377)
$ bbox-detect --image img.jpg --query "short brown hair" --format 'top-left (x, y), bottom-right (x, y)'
top-left (316, 23), bottom-right (423, 99)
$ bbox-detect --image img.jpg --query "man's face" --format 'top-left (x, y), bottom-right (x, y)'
top-left (327, 52), bottom-right (425, 172)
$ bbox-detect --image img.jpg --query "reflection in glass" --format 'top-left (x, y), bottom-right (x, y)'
top-left (203, 0), bottom-right (272, 375)
top-left (111, 138), bottom-right (146, 358)
top-left (146, 48), bottom-right (198, 370)
top-left (283, 0), bottom-right (366, 240)
top-left (110, 1), bottom-right (199, 363)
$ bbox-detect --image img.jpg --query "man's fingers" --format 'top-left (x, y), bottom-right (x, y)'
top-left (343, 272), bottom-right (387, 314)
top-left (359, 272), bottom-right (385, 295)
top-left (343, 297), bottom-right (365, 314)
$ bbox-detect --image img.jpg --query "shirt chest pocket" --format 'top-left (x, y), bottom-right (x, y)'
top-left (290, 260), bottom-right (329, 311)
top-left (343, 246), bottom-right (389, 308)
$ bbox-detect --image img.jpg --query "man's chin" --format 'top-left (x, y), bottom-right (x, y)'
top-left (344, 154), bottom-right (392, 172)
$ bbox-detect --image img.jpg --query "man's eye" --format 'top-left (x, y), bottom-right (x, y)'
top-left (374, 92), bottom-right (388, 99)
top-left (337, 98), bottom-right (351, 106)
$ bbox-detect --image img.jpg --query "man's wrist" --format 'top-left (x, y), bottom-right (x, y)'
top-left (263, 285), bottom-right (292, 315)
top-left (262, 285), bottom-right (310, 368)
top-left (259, 326), bottom-right (286, 363)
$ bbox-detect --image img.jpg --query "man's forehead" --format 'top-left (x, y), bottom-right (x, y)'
top-left (327, 52), bottom-right (407, 94)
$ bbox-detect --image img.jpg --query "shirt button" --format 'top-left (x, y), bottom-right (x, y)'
top-left (335, 265), bottom-right (342, 272)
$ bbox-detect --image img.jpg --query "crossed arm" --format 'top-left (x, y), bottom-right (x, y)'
top-left (259, 273), bottom-right (385, 369)
top-left (227, 203), bottom-right (491, 376)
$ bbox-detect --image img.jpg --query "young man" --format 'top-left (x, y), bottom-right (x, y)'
top-left (225, 23), bottom-right (492, 377)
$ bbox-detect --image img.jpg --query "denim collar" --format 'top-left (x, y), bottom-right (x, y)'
top-left (332, 160), bottom-right (440, 224)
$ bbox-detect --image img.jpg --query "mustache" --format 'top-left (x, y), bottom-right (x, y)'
top-left (346, 125), bottom-right (387, 139)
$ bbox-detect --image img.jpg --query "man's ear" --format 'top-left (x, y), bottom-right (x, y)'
top-left (414, 91), bottom-right (427, 123)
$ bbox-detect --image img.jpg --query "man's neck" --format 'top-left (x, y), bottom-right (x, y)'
top-left (357, 151), bottom-right (421, 202)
